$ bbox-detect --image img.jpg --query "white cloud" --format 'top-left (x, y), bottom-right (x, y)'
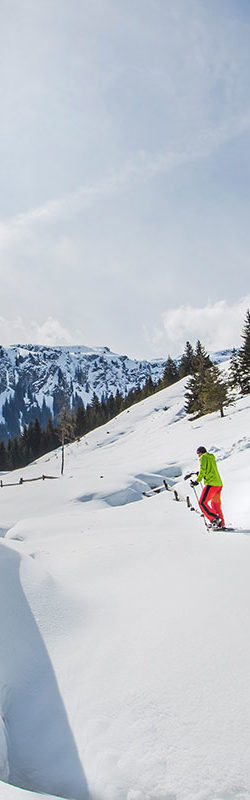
top-left (150, 296), bottom-right (250, 358)
top-left (1, 108), bottom-right (250, 246)
top-left (0, 1), bottom-right (250, 360)
top-left (1, 299), bottom-right (250, 362)
top-left (0, 316), bottom-right (76, 347)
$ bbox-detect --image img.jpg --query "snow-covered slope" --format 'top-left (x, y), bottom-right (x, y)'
top-left (0, 369), bottom-right (250, 800)
top-left (0, 344), bottom-right (166, 439)
top-left (0, 343), bottom-right (234, 441)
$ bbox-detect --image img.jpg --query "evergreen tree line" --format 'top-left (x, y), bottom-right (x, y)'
top-left (1, 311), bottom-right (250, 471)
top-left (0, 374), bottom-right (173, 470)
top-left (229, 309), bottom-right (250, 395)
top-left (0, 389), bottom-right (51, 444)
top-left (184, 310), bottom-right (250, 418)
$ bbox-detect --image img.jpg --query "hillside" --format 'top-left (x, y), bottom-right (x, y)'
top-left (0, 344), bottom-right (167, 442)
top-left (0, 367), bottom-right (250, 800)
top-left (0, 343), bottom-right (234, 444)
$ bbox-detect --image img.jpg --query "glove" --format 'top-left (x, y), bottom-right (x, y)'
top-left (184, 471), bottom-right (198, 481)
top-left (190, 479), bottom-right (198, 487)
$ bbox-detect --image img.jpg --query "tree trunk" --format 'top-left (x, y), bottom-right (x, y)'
top-left (61, 436), bottom-right (65, 475)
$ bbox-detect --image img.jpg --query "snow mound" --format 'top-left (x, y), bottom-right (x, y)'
top-left (0, 545), bottom-right (88, 799)
top-left (0, 374), bottom-right (250, 799)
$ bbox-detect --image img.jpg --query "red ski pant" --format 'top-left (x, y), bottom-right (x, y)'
top-left (199, 485), bottom-right (225, 526)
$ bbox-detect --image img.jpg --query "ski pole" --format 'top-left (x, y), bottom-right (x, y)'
top-left (190, 482), bottom-right (210, 531)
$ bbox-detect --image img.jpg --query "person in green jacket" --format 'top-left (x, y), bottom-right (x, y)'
top-left (190, 446), bottom-right (225, 529)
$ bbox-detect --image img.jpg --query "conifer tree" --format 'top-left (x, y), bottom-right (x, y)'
top-left (229, 348), bottom-right (243, 393)
top-left (115, 389), bottom-right (123, 414)
top-left (185, 341), bottom-right (213, 417)
top-left (184, 373), bottom-right (205, 417)
top-left (74, 404), bottom-right (87, 438)
top-left (27, 421), bottom-right (35, 457)
top-left (41, 397), bottom-right (50, 428)
top-left (0, 423), bottom-right (7, 445)
top-left (7, 436), bottom-right (21, 468)
top-left (178, 341), bottom-right (195, 378)
top-left (192, 340), bottom-right (213, 373)
top-left (43, 417), bottom-right (59, 453)
top-left (199, 364), bottom-right (231, 417)
top-left (101, 396), bottom-right (108, 423)
top-left (163, 356), bottom-right (178, 387)
top-left (90, 392), bottom-right (102, 428)
top-left (0, 441), bottom-right (7, 470)
top-left (32, 418), bottom-right (42, 458)
top-left (20, 425), bottom-right (31, 464)
top-left (143, 376), bottom-right (155, 397)
top-left (7, 439), bottom-right (12, 469)
top-left (106, 393), bottom-right (116, 417)
top-left (25, 419), bottom-right (42, 460)
top-left (239, 309), bottom-right (250, 394)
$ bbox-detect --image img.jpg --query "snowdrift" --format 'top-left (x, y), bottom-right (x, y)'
top-left (0, 373), bottom-right (250, 800)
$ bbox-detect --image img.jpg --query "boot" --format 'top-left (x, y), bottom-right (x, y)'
top-left (210, 515), bottom-right (222, 529)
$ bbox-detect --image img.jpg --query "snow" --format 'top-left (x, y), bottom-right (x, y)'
top-left (0, 344), bottom-right (169, 435)
top-left (0, 369), bottom-right (250, 800)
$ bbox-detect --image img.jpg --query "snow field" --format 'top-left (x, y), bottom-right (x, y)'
top-left (0, 370), bottom-right (250, 800)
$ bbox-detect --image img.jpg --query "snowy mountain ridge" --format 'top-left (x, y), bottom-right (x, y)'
top-left (0, 342), bottom-right (233, 441)
top-left (0, 343), bottom-right (166, 440)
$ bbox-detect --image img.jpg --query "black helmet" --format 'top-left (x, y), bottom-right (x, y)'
top-left (197, 446), bottom-right (206, 455)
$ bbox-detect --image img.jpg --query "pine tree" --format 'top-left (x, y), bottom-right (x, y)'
top-left (185, 341), bottom-right (213, 417)
top-left (199, 365), bottom-right (231, 417)
top-left (0, 441), bottom-right (7, 470)
top-left (74, 404), bottom-right (87, 438)
top-left (101, 395), bottom-right (108, 423)
top-left (143, 376), bottom-right (155, 397)
top-left (90, 392), bottom-right (102, 428)
top-left (43, 417), bottom-right (56, 451)
top-left (184, 373), bottom-right (205, 417)
top-left (7, 436), bottom-right (21, 468)
top-left (115, 389), bottom-right (123, 414)
top-left (239, 309), bottom-right (250, 394)
top-left (229, 348), bottom-right (243, 393)
top-left (25, 419), bottom-right (42, 460)
top-left (41, 397), bottom-right (50, 428)
top-left (162, 356), bottom-right (178, 387)
top-left (27, 421), bottom-right (34, 458)
top-left (106, 393), bottom-right (116, 417)
top-left (192, 340), bottom-right (213, 374)
top-left (32, 418), bottom-right (42, 458)
top-left (178, 341), bottom-right (195, 378)
top-left (7, 439), bottom-right (13, 469)
top-left (19, 425), bottom-right (31, 465)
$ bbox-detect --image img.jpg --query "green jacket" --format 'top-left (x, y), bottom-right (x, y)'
top-left (197, 452), bottom-right (223, 486)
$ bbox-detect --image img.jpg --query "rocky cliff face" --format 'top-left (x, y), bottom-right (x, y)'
top-left (0, 344), bottom-right (166, 441)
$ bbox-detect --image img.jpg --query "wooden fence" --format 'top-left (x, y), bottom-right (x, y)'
top-left (0, 474), bottom-right (59, 488)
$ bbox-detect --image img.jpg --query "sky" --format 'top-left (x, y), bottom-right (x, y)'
top-left (0, 0), bottom-right (250, 359)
